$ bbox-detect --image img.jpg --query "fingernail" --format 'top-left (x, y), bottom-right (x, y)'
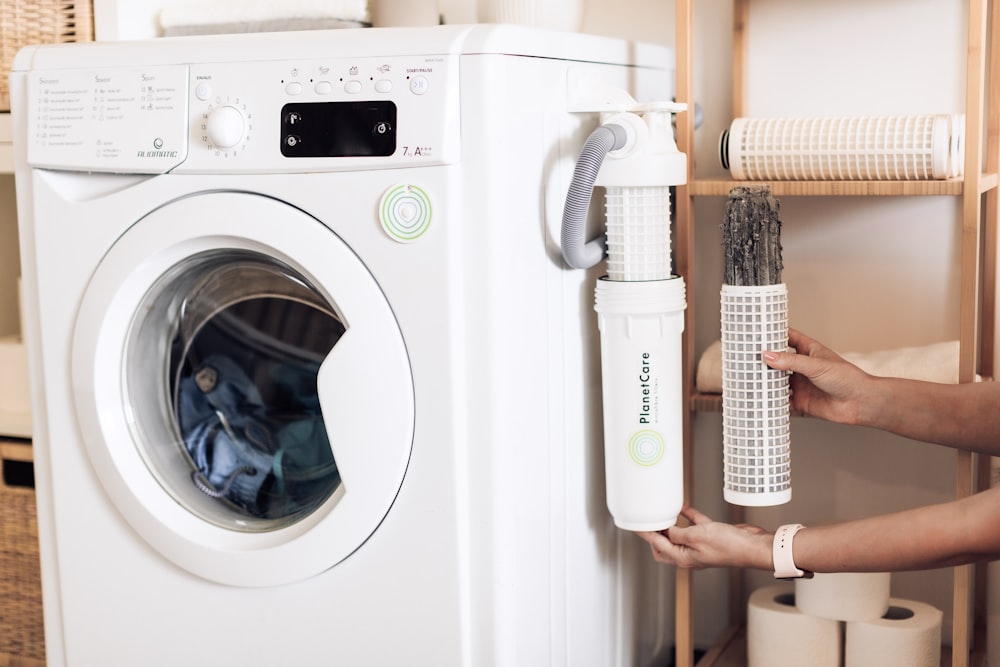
top-left (762, 351), bottom-right (778, 363)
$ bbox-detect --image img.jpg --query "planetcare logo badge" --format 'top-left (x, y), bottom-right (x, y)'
top-left (628, 430), bottom-right (665, 466)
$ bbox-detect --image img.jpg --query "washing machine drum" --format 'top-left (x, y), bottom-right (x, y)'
top-left (71, 193), bottom-right (414, 586)
top-left (171, 258), bottom-right (344, 524)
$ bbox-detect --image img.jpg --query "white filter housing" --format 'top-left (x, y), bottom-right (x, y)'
top-left (721, 283), bottom-right (791, 506)
top-left (595, 277), bottom-right (686, 530)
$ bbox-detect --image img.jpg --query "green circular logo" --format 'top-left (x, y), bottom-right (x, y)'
top-left (379, 184), bottom-right (432, 243)
top-left (628, 430), bottom-right (665, 466)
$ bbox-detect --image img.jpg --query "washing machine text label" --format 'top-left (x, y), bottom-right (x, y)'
top-left (26, 65), bottom-right (190, 173)
top-left (137, 150), bottom-right (180, 159)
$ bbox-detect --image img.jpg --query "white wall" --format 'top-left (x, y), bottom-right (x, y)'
top-left (90, 0), bottom-right (988, 658)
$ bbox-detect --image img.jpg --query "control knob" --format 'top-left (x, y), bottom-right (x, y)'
top-left (206, 105), bottom-right (246, 149)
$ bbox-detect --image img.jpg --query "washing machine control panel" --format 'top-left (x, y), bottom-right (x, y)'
top-left (24, 55), bottom-right (459, 174)
top-left (181, 54), bottom-right (459, 173)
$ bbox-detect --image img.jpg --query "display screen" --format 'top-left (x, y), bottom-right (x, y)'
top-left (280, 101), bottom-right (397, 158)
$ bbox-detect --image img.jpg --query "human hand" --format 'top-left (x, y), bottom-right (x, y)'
top-left (762, 328), bottom-right (871, 425)
top-left (636, 507), bottom-right (772, 571)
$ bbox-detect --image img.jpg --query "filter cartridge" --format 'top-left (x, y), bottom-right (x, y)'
top-left (720, 115), bottom-right (965, 181)
top-left (595, 277), bottom-right (686, 530)
top-left (721, 283), bottom-right (791, 506)
top-left (605, 185), bottom-right (673, 281)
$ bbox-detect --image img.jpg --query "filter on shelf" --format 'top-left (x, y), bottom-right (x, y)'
top-left (721, 185), bottom-right (791, 506)
top-left (719, 114), bottom-right (965, 181)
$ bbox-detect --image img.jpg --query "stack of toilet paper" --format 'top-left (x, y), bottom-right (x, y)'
top-left (748, 573), bottom-right (942, 666)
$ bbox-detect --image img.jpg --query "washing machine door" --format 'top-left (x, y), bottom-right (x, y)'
top-left (72, 192), bottom-right (414, 587)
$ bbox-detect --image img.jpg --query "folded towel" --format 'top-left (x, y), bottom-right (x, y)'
top-left (159, 0), bottom-right (370, 35)
top-left (696, 338), bottom-right (969, 394)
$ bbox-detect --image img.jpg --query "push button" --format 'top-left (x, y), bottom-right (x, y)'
top-left (409, 76), bottom-right (429, 95)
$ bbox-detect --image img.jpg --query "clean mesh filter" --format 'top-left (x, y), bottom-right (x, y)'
top-left (721, 283), bottom-right (791, 505)
top-left (605, 185), bottom-right (672, 281)
top-left (720, 114), bottom-right (965, 181)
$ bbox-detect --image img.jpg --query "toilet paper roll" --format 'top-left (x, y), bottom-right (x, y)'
top-left (748, 584), bottom-right (841, 667)
top-left (845, 599), bottom-right (942, 667)
top-left (795, 572), bottom-right (891, 621)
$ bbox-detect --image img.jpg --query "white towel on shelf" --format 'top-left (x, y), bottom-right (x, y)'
top-left (696, 339), bottom-right (970, 395)
top-left (159, 0), bottom-right (370, 35)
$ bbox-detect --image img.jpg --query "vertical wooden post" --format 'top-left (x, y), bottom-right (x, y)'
top-left (954, 0), bottom-right (989, 664)
top-left (974, 0), bottom-right (999, 661)
top-left (731, 0), bottom-right (750, 119)
top-left (674, 0), bottom-right (695, 665)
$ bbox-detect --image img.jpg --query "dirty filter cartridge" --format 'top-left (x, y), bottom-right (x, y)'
top-left (720, 114), bottom-right (965, 181)
top-left (721, 185), bottom-right (791, 506)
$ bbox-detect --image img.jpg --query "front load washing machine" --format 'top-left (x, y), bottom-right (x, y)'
top-left (13, 25), bottom-right (676, 666)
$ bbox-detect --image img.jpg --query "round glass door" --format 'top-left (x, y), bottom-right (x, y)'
top-left (126, 250), bottom-right (346, 532)
top-left (72, 192), bottom-right (414, 586)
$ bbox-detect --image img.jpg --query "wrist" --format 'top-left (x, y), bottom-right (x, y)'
top-left (855, 375), bottom-right (890, 429)
top-left (755, 532), bottom-right (776, 570)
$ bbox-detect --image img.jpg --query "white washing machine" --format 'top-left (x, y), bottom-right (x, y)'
top-left (13, 25), bottom-right (676, 666)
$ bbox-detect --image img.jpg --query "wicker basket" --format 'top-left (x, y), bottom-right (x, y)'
top-left (0, 441), bottom-right (45, 663)
top-left (0, 0), bottom-right (94, 111)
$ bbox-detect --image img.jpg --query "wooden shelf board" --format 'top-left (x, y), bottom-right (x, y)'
top-left (691, 178), bottom-right (966, 197)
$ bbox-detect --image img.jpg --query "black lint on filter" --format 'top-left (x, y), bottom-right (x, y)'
top-left (722, 185), bottom-right (783, 287)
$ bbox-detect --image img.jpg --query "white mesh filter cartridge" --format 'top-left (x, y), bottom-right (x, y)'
top-left (721, 283), bottom-right (791, 506)
top-left (720, 115), bottom-right (965, 181)
top-left (605, 185), bottom-right (673, 281)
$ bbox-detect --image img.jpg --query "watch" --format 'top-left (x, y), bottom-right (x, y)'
top-left (772, 523), bottom-right (813, 579)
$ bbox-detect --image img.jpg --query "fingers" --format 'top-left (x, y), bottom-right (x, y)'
top-left (679, 505), bottom-right (713, 526)
top-left (763, 334), bottom-right (840, 379)
top-left (636, 530), bottom-right (684, 564)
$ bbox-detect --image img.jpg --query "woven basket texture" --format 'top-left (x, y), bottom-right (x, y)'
top-left (0, 457), bottom-right (45, 662)
top-left (0, 0), bottom-right (94, 110)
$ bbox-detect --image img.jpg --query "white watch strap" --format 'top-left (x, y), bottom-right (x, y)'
top-left (772, 523), bottom-right (810, 579)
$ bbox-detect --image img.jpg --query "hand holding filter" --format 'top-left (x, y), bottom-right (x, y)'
top-left (721, 185), bottom-right (791, 506)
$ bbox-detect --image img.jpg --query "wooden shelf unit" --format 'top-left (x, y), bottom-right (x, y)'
top-left (672, 1), bottom-right (999, 667)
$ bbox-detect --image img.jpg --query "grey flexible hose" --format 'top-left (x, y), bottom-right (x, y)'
top-left (561, 123), bottom-right (628, 269)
